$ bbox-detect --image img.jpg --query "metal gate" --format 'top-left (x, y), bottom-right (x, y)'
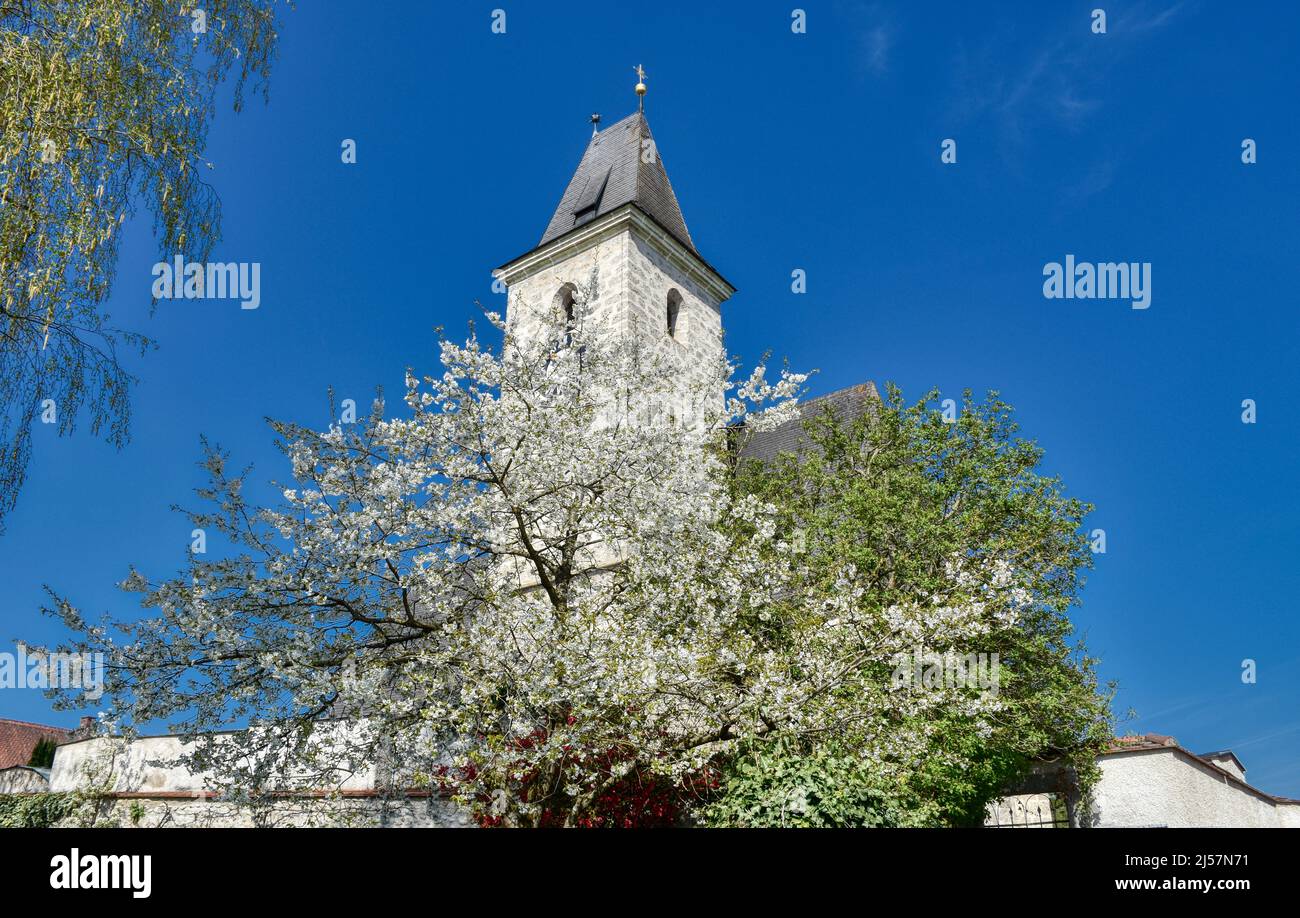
top-left (984, 793), bottom-right (1071, 828)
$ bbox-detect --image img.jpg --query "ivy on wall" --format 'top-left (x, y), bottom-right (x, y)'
top-left (0, 793), bottom-right (72, 828)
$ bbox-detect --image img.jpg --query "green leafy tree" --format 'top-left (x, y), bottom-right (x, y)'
top-left (705, 738), bottom-right (921, 828)
top-left (0, 0), bottom-right (287, 531)
top-left (27, 735), bottom-right (57, 768)
top-left (720, 385), bottom-right (1115, 826)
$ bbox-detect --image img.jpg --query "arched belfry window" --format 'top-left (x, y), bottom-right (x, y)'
top-left (554, 283), bottom-right (577, 347)
top-left (666, 289), bottom-right (682, 339)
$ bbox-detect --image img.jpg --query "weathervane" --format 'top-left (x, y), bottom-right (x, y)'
top-left (633, 64), bottom-right (647, 112)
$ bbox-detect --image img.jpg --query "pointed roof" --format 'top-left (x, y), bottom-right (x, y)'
top-left (538, 112), bottom-right (696, 255)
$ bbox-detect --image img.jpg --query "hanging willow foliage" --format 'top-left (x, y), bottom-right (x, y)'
top-left (0, 0), bottom-right (288, 530)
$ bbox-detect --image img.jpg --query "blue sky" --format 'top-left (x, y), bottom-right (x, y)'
top-left (3, 1), bottom-right (1298, 794)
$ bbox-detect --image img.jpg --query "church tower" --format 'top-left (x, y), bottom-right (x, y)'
top-left (493, 82), bottom-right (735, 425)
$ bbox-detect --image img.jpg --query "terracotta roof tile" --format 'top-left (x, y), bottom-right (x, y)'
top-left (1106, 732), bottom-right (1178, 752)
top-left (0, 718), bottom-right (71, 768)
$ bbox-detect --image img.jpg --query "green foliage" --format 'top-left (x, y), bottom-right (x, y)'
top-left (705, 740), bottom-right (922, 827)
top-left (27, 736), bottom-right (57, 768)
top-left (0, 0), bottom-right (287, 531)
top-left (724, 385), bottom-right (1115, 825)
top-left (0, 793), bottom-right (72, 828)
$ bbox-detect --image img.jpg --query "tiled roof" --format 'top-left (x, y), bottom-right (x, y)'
top-left (538, 112), bottom-right (695, 254)
top-left (1105, 732), bottom-right (1178, 753)
top-left (0, 718), bottom-right (70, 769)
top-left (737, 382), bottom-right (880, 463)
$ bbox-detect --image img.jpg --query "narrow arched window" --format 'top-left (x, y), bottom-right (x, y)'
top-left (553, 283), bottom-right (577, 347)
top-left (666, 289), bottom-right (682, 339)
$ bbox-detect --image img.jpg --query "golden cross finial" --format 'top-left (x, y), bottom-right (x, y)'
top-left (633, 64), bottom-right (647, 111)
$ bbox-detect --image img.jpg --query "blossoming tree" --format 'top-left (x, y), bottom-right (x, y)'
top-left (40, 286), bottom-right (1103, 826)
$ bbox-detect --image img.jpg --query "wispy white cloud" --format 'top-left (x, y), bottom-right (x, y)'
top-left (1226, 721), bottom-right (1300, 751)
top-left (1117, 1), bottom-right (1188, 34)
top-left (951, 3), bottom-right (1186, 131)
top-left (943, 4), bottom-right (1185, 197)
top-left (1063, 155), bottom-right (1116, 200)
top-left (838, 1), bottom-right (897, 78)
top-left (862, 23), bottom-right (893, 75)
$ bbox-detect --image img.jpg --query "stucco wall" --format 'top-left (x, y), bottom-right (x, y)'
top-left (63, 795), bottom-right (473, 828)
top-left (1091, 750), bottom-right (1300, 828)
top-left (50, 731), bottom-right (378, 795)
top-left (47, 732), bottom-right (473, 827)
top-left (0, 766), bottom-right (50, 794)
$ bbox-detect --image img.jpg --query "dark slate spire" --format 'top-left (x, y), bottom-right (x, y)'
top-left (538, 112), bottom-right (696, 254)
